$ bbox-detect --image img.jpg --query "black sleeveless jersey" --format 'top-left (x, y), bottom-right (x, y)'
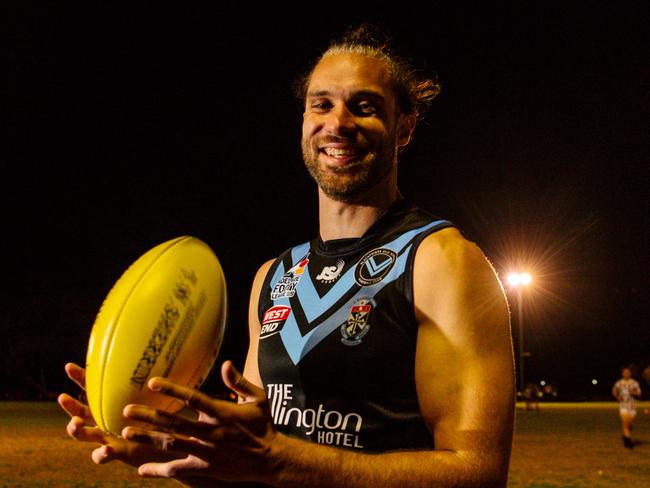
top-left (257, 200), bottom-right (454, 452)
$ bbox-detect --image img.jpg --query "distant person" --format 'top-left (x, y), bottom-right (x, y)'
top-left (522, 382), bottom-right (540, 411)
top-left (611, 366), bottom-right (642, 449)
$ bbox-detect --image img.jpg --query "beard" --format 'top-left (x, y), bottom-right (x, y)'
top-left (301, 136), bottom-right (397, 203)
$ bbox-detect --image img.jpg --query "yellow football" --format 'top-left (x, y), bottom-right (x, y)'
top-left (85, 236), bottom-right (227, 436)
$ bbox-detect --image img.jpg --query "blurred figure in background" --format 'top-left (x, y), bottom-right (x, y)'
top-left (522, 382), bottom-right (540, 411)
top-left (611, 365), bottom-right (642, 449)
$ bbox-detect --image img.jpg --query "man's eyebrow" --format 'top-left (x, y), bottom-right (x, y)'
top-left (306, 89), bottom-right (386, 101)
top-left (306, 89), bottom-right (331, 98)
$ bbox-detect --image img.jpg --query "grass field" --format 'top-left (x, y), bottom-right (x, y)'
top-left (1, 401), bottom-right (649, 487)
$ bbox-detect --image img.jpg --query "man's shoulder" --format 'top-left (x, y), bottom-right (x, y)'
top-left (417, 226), bottom-right (485, 263)
top-left (414, 227), bottom-right (503, 295)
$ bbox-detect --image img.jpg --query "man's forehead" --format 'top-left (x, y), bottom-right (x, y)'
top-left (307, 52), bottom-right (393, 98)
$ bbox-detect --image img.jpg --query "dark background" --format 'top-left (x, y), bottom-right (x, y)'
top-left (3, 2), bottom-right (648, 401)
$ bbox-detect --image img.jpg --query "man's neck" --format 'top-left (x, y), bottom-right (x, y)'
top-left (317, 183), bottom-right (401, 241)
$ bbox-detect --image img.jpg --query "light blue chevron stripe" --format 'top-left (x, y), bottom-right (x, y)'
top-left (269, 241), bottom-right (310, 287)
top-left (269, 219), bottom-right (451, 364)
top-left (281, 219), bottom-right (449, 322)
top-left (270, 262), bottom-right (286, 286)
top-left (280, 243), bottom-right (411, 364)
top-left (291, 242), bottom-right (310, 264)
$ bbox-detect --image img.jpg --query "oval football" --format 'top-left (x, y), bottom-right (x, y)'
top-left (85, 236), bottom-right (227, 436)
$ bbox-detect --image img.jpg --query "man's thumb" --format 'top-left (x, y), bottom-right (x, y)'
top-left (221, 360), bottom-right (264, 402)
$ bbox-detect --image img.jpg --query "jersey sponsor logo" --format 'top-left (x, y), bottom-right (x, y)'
top-left (267, 383), bottom-right (364, 449)
top-left (260, 305), bottom-right (291, 339)
top-left (270, 257), bottom-right (309, 300)
top-left (316, 259), bottom-right (345, 283)
top-left (340, 297), bottom-right (374, 346)
top-left (354, 248), bottom-right (397, 286)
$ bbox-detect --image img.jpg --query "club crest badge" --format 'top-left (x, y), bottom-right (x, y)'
top-left (270, 257), bottom-right (309, 300)
top-left (340, 297), bottom-right (375, 346)
top-left (354, 248), bottom-right (397, 286)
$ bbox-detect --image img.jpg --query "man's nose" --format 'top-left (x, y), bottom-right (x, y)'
top-left (324, 104), bottom-right (356, 136)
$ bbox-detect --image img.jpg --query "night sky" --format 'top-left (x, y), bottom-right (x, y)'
top-left (3, 2), bottom-right (648, 401)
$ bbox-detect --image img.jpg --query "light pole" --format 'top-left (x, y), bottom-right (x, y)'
top-left (507, 272), bottom-right (532, 395)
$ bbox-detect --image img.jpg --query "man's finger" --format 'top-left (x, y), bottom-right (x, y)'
top-left (89, 436), bottom-right (185, 467)
top-left (122, 426), bottom-right (213, 457)
top-left (66, 416), bottom-right (111, 444)
top-left (64, 362), bottom-right (86, 390)
top-left (92, 444), bottom-right (118, 464)
top-left (221, 360), bottom-right (266, 402)
top-left (138, 456), bottom-right (210, 479)
top-left (123, 404), bottom-right (219, 440)
top-left (58, 393), bottom-right (95, 424)
top-left (145, 378), bottom-right (226, 417)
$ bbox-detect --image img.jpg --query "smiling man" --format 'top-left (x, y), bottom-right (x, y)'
top-left (301, 50), bottom-right (406, 203)
top-left (59, 23), bottom-right (515, 487)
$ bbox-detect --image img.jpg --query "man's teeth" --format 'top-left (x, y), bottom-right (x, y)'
top-left (324, 147), bottom-right (356, 157)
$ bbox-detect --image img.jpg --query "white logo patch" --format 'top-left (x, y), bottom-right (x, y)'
top-left (270, 258), bottom-right (309, 300)
top-left (316, 259), bottom-right (345, 283)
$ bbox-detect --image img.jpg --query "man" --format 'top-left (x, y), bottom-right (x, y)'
top-left (59, 24), bottom-right (515, 486)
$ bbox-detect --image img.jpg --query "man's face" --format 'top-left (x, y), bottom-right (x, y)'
top-left (301, 52), bottom-right (413, 202)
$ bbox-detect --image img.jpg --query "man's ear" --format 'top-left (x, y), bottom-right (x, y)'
top-left (396, 113), bottom-right (417, 148)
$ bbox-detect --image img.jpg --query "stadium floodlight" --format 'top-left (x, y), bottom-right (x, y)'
top-left (506, 271), bottom-right (532, 396)
top-left (507, 272), bottom-right (532, 287)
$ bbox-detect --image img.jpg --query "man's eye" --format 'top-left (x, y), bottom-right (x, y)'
top-left (357, 102), bottom-right (377, 115)
top-left (310, 100), bottom-right (332, 111)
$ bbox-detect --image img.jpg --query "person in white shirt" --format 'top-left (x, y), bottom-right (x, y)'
top-left (611, 365), bottom-right (642, 448)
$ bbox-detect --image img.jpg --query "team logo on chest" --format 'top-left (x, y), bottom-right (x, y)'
top-left (354, 248), bottom-right (397, 286)
top-left (316, 259), bottom-right (345, 283)
top-left (270, 258), bottom-right (309, 300)
top-left (340, 297), bottom-right (375, 346)
top-left (260, 305), bottom-right (291, 339)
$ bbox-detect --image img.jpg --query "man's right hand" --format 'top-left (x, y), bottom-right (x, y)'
top-left (57, 362), bottom-right (184, 467)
